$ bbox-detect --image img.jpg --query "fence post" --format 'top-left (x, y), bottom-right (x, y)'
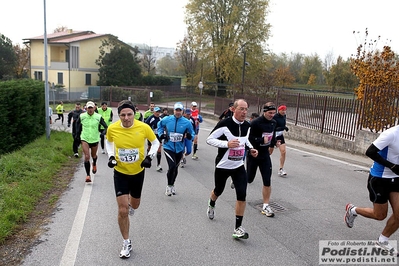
top-left (295, 93), bottom-right (301, 126)
top-left (321, 96), bottom-right (328, 133)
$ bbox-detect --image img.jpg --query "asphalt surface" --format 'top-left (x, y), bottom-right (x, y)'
top-left (22, 110), bottom-right (394, 266)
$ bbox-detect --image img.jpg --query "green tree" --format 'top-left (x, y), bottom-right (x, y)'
top-left (96, 36), bottom-right (141, 86)
top-left (176, 36), bottom-right (199, 90)
top-left (141, 45), bottom-right (157, 75)
top-left (156, 54), bottom-right (183, 76)
top-left (300, 54), bottom-right (323, 84)
top-left (0, 34), bottom-right (17, 80)
top-left (185, 0), bottom-right (271, 95)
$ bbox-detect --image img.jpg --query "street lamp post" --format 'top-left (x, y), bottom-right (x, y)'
top-left (198, 81), bottom-right (204, 112)
top-left (241, 49), bottom-right (246, 95)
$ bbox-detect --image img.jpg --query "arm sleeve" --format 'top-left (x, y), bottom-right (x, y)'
top-left (365, 143), bottom-right (395, 168)
top-left (148, 139), bottom-right (160, 158)
top-left (206, 127), bottom-right (228, 148)
top-left (106, 139), bottom-right (115, 157)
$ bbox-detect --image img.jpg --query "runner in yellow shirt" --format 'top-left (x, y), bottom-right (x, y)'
top-left (105, 100), bottom-right (160, 259)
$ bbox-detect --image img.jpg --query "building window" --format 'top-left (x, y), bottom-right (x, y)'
top-left (57, 72), bottom-right (63, 85)
top-left (85, 74), bottom-right (91, 85)
top-left (34, 71), bottom-right (43, 81)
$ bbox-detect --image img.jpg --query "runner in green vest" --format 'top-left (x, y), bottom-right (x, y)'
top-left (76, 101), bottom-right (109, 183)
top-left (97, 102), bottom-right (113, 154)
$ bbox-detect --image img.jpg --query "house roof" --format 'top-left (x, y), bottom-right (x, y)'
top-left (23, 30), bottom-right (111, 44)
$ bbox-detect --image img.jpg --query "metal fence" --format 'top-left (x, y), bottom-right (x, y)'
top-left (57, 85), bottom-right (398, 141)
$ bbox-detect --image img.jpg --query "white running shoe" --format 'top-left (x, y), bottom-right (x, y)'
top-left (101, 150), bottom-right (106, 154)
top-left (171, 186), bottom-right (176, 195)
top-left (180, 160), bottom-right (185, 168)
top-left (182, 157), bottom-right (187, 164)
top-left (344, 203), bottom-right (357, 228)
top-left (128, 204), bottom-right (135, 216)
top-left (232, 226), bottom-right (249, 239)
top-left (74, 153), bottom-right (79, 158)
top-left (192, 153), bottom-right (198, 160)
top-left (119, 240), bottom-right (132, 258)
top-left (230, 180), bottom-right (235, 189)
top-left (278, 168), bottom-right (287, 176)
top-left (207, 200), bottom-right (215, 220)
top-left (261, 205), bottom-right (275, 217)
top-left (156, 165), bottom-right (163, 172)
top-left (165, 186), bottom-right (172, 196)
top-left (375, 240), bottom-right (399, 256)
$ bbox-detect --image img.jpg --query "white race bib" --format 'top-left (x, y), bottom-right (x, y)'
top-left (118, 148), bottom-right (139, 163)
top-left (169, 132), bottom-right (183, 142)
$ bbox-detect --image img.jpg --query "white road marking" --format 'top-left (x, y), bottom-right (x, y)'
top-left (59, 176), bottom-right (94, 266)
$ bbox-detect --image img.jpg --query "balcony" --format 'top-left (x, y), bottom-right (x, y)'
top-left (50, 61), bottom-right (69, 70)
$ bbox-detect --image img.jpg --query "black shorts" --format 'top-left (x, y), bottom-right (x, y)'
top-left (367, 174), bottom-right (399, 204)
top-left (81, 141), bottom-right (99, 148)
top-left (113, 169), bottom-right (145, 198)
top-left (276, 135), bottom-right (285, 145)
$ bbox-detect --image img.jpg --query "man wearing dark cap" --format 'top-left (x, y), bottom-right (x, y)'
top-left (247, 102), bottom-right (279, 217)
top-left (106, 100), bottom-right (160, 259)
top-left (97, 101), bottom-right (113, 154)
top-left (219, 102), bottom-right (234, 121)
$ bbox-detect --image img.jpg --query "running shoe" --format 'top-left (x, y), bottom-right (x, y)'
top-left (92, 165), bottom-right (97, 174)
top-left (375, 241), bottom-right (399, 256)
top-left (180, 161), bottom-right (184, 168)
top-left (182, 157), bottom-right (186, 165)
top-left (128, 204), bottom-right (135, 216)
top-left (102, 150), bottom-right (106, 154)
top-left (85, 176), bottom-right (91, 183)
top-left (232, 226), bottom-right (249, 239)
top-left (165, 186), bottom-right (172, 196)
top-left (156, 165), bottom-right (163, 172)
top-left (74, 153), bottom-right (79, 158)
top-left (171, 186), bottom-right (176, 195)
top-left (192, 153), bottom-right (198, 160)
top-left (278, 168), bottom-right (287, 176)
top-left (119, 240), bottom-right (132, 258)
top-left (207, 200), bottom-right (215, 220)
top-left (230, 180), bottom-right (235, 189)
top-left (344, 203), bottom-right (357, 228)
top-left (261, 205), bottom-right (275, 217)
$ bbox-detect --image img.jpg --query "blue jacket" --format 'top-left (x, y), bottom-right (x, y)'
top-left (157, 115), bottom-right (195, 153)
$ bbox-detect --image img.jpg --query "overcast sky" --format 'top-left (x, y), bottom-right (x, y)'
top-left (2, 0), bottom-right (397, 59)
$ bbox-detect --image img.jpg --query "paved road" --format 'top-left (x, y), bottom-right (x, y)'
top-left (22, 112), bottom-right (390, 266)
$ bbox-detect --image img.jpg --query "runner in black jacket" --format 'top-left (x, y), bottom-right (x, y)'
top-left (206, 99), bottom-right (258, 239)
top-left (67, 102), bottom-right (84, 157)
top-left (248, 102), bottom-right (279, 217)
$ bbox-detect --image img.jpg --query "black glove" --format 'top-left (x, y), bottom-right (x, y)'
top-left (160, 134), bottom-right (169, 142)
top-left (391, 165), bottom-right (399, 175)
top-left (141, 155), bottom-right (152, 168)
top-left (284, 126), bottom-right (289, 132)
top-left (108, 156), bottom-right (117, 168)
top-left (186, 132), bottom-right (192, 140)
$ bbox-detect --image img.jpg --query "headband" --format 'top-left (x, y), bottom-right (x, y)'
top-left (263, 105), bottom-right (276, 112)
top-left (118, 103), bottom-right (136, 114)
top-left (278, 105), bottom-right (287, 111)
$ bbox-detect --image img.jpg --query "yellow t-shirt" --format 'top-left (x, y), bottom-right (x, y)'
top-left (106, 120), bottom-right (156, 175)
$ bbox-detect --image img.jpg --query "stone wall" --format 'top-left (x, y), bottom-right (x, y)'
top-left (285, 123), bottom-right (379, 155)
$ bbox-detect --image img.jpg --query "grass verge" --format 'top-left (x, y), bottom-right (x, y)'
top-left (0, 131), bottom-right (75, 244)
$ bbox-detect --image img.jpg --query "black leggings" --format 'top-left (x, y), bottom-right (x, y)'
top-left (213, 165), bottom-right (247, 202)
top-left (164, 149), bottom-right (183, 186)
top-left (246, 155), bottom-right (272, 186)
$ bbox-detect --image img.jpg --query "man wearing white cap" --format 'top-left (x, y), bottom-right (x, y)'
top-left (157, 102), bottom-right (196, 196)
top-left (75, 101), bottom-right (108, 182)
